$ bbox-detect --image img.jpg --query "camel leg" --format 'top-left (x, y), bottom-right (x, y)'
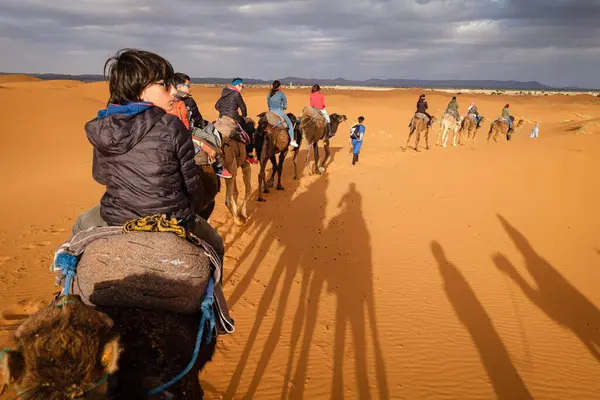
top-left (225, 178), bottom-right (240, 225)
top-left (425, 128), bottom-right (430, 150)
top-left (414, 128), bottom-right (422, 151)
top-left (268, 155), bottom-right (277, 189)
top-left (321, 141), bottom-right (330, 171)
top-left (292, 148), bottom-right (299, 180)
top-left (313, 143), bottom-right (321, 175)
top-left (403, 126), bottom-right (414, 152)
top-left (276, 150), bottom-right (286, 190)
top-left (257, 158), bottom-right (267, 202)
top-left (305, 141), bottom-right (313, 175)
top-left (240, 162), bottom-right (251, 219)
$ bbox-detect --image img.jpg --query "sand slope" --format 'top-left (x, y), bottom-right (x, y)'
top-left (1, 82), bottom-right (599, 399)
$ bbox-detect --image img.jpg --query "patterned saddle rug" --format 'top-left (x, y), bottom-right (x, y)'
top-left (414, 112), bottom-right (430, 123)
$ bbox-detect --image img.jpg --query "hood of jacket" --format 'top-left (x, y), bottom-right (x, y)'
top-left (85, 102), bottom-right (165, 155)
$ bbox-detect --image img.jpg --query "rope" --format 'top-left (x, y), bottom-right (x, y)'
top-left (147, 277), bottom-right (216, 396)
top-left (54, 252), bottom-right (78, 295)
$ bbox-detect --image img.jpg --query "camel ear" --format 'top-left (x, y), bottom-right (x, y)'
top-left (0, 349), bottom-right (24, 385)
top-left (100, 338), bottom-right (121, 375)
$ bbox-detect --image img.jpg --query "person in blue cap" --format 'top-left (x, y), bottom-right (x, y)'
top-left (215, 77), bottom-right (257, 164)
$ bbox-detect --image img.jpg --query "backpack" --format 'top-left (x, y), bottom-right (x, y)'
top-left (350, 124), bottom-right (361, 140)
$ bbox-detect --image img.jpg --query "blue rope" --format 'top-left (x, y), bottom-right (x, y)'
top-left (148, 277), bottom-right (216, 396)
top-left (55, 252), bottom-right (78, 295)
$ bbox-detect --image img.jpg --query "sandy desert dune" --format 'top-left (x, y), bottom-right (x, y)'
top-left (0, 74), bottom-right (599, 399)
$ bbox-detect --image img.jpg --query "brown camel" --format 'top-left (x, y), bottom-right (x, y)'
top-left (254, 111), bottom-right (297, 202)
top-left (458, 114), bottom-right (486, 146)
top-left (292, 107), bottom-right (347, 178)
top-left (218, 117), bottom-right (256, 224)
top-left (0, 233), bottom-right (218, 399)
top-left (404, 114), bottom-right (437, 151)
top-left (437, 113), bottom-right (462, 148)
top-left (488, 118), bottom-right (525, 143)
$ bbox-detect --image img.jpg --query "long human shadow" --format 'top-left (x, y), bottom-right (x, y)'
top-left (284, 183), bottom-right (389, 400)
top-left (224, 175), bottom-right (330, 398)
top-left (494, 215), bottom-right (600, 362)
top-left (431, 241), bottom-right (533, 400)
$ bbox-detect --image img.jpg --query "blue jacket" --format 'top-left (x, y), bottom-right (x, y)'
top-left (267, 90), bottom-right (288, 110)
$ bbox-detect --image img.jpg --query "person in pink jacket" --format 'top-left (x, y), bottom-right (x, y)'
top-left (309, 84), bottom-right (332, 136)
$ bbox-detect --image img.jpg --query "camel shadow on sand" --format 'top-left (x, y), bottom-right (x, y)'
top-left (432, 241), bottom-right (533, 400)
top-left (223, 179), bottom-right (389, 399)
top-left (493, 215), bottom-right (600, 363)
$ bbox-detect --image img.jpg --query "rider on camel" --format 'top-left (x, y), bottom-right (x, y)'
top-left (467, 102), bottom-right (483, 128)
top-left (502, 104), bottom-right (513, 133)
top-left (215, 78), bottom-right (257, 164)
top-left (310, 84), bottom-right (332, 136)
top-left (409, 94), bottom-right (433, 127)
top-left (445, 96), bottom-right (460, 121)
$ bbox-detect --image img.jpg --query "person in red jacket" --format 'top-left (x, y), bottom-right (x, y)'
top-left (309, 84), bottom-right (332, 136)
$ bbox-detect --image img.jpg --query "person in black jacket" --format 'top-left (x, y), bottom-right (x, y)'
top-left (72, 49), bottom-right (223, 260)
top-left (215, 78), bottom-right (257, 164)
top-left (408, 94), bottom-right (433, 127)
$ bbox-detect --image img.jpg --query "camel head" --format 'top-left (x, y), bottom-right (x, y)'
top-left (1, 295), bottom-right (121, 399)
top-left (330, 114), bottom-right (347, 134)
top-left (516, 119), bottom-right (525, 128)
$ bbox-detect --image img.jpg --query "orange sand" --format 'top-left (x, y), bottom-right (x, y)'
top-left (1, 76), bottom-right (599, 399)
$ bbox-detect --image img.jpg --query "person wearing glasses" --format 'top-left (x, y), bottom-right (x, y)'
top-left (169, 73), bottom-right (232, 179)
top-left (73, 48), bottom-right (224, 261)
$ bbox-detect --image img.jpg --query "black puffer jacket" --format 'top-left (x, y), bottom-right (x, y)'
top-left (86, 106), bottom-right (209, 225)
top-left (416, 99), bottom-right (428, 114)
top-left (215, 87), bottom-right (247, 119)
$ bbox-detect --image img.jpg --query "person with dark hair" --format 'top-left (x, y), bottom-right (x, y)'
top-left (310, 84), bottom-right (332, 136)
top-left (350, 116), bottom-right (366, 165)
top-left (168, 74), bottom-right (232, 179)
top-left (409, 93), bottom-right (433, 128)
top-left (445, 96), bottom-right (460, 121)
top-left (501, 104), bottom-right (513, 132)
top-left (73, 48), bottom-right (224, 261)
top-left (215, 78), bottom-right (257, 164)
top-left (267, 80), bottom-right (298, 147)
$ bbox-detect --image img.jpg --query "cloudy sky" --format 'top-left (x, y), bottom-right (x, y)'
top-left (1, 0), bottom-right (599, 88)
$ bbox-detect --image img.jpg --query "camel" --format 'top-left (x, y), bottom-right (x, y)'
top-left (458, 114), bottom-right (486, 146)
top-left (488, 117), bottom-right (525, 143)
top-left (0, 233), bottom-right (218, 399)
top-left (254, 111), bottom-right (297, 202)
top-left (437, 113), bottom-right (462, 148)
top-left (404, 113), bottom-right (437, 151)
top-left (217, 116), bottom-right (256, 224)
top-left (292, 107), bottom-right (347, 178)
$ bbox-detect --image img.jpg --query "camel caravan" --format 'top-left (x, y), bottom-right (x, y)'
top-left (0, 49), bottom-right (528, 399)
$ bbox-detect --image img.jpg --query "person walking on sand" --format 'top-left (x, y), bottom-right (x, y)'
top-left (310, 84), bottom-right (332, 136)
top-left (530, 123), bottom-right (539, 138)
top-left (267, 80), bottom-right (298, 147)
top-left (350, 116), bottom-right (366, 165)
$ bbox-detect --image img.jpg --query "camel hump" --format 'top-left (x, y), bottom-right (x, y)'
top-left (264, 111), bottom-right (286, 128)
top-left (301, 106), bottom-right (321, 118)
top-left (74, 232), bottom-right (212, 313)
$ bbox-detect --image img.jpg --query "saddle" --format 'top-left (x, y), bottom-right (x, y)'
top-left (301, 106), bottom-right (326, 122)
top-left (214, 116), bottom-right (250, 144)
top-left (414, 112), bottom-right (430, 123)
top-left (497, 116), bottom-right (514, 124)
top-left (466, 113), bottom-right (478, 123)
top-left (264, 111), bottom-right (287, 129)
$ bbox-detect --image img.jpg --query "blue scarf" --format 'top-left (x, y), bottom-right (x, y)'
top-left (97, 101), bottom-right (153, 119)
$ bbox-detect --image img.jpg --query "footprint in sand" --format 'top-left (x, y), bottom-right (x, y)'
top-left (1, 300), bottom-right (47, 323)
top-left (0, 256), bottom-right (11, 265)
top-left (23, 241), bottom-right (53, 250)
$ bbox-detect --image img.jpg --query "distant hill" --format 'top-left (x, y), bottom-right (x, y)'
top-left (0, 72), bottom-right (596, 91)
top-left (0, 74), bottom-right (42, 83)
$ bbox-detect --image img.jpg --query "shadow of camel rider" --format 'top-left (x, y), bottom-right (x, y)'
top-left (408, 94), bottom-right (433, 128)
top-left (214, 77), bottom-right (257, 164)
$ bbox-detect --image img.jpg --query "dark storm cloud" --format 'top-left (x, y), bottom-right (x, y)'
top-left (0, 0), bottom-right (598, 87)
